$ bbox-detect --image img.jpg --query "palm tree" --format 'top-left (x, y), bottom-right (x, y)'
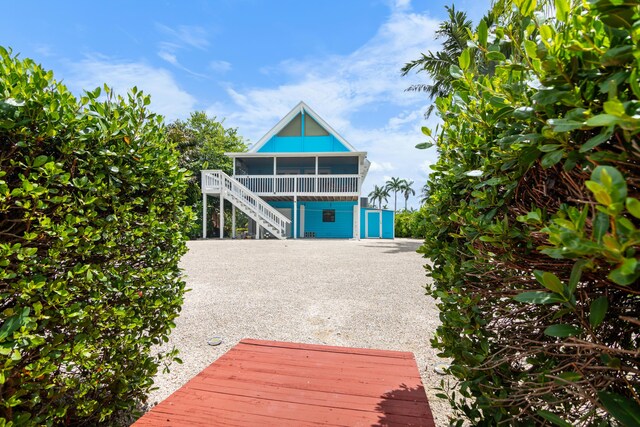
top-left (420, 183), bottom-right (430, 205)
top-left (385, 177), bottom-right (405, 212)
top-left (368, 185), bottom-right (389, 209)
top-left (401, 180), bottom-right (415, 211)
top-left (400, 6), bottom-right (474, 116)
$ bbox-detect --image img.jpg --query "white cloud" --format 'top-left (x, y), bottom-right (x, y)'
top-left (420, 160), bottom-right (434, 175)
top-left (158, 51), bottom-right (178, 65)
top-left (156, 24), bottom-right (209, 50)
top-left (68, 57), bottom-right (196, 121)
top-left (388, 109), bottom-right (423, 128)
top-left (369, 161), bottom-right (395, 172)
top-left (206, 6), bottom-right (443, 209)
top-left (210, 60), bottom-right (232, 73)
top-left (34, 44), bottom-right (54, 57)
top-left (155, 24), bottom-right (212, 76)
top-left (394, 0), bottom-right (412, 11)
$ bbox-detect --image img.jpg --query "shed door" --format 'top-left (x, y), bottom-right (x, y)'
top-left (366, 211), bottom-right (380, 238)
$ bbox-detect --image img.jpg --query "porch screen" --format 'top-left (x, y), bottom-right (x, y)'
top-left (317, 156), bottom-right (358, 174)
top-left (276, 157), bottom-right (315, 175)
top-left (235, 157), bottom-right (274, 175)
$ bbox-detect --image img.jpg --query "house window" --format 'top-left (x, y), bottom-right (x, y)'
top-left (322, 209), bottom-right (335, 222)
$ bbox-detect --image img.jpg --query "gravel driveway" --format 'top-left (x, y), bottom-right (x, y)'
top-left (146, 238), bottom-right (451, 425)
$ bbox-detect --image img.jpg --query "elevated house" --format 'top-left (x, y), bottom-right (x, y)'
top-left (201, 101), bottom-right (394, 239)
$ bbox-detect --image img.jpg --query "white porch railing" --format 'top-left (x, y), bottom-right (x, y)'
top-left (225, 174), bottom-right (360, 195)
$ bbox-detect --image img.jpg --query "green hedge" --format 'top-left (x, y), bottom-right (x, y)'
top-left (420, 1), bottom-right (639, 425)
top-left (0, 48), bottom-right (192, 425)
top-left (394, 208), bottom-right (428, 238)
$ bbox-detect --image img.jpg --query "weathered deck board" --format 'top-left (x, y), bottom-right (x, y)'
top-left (133, 339), bottom-right (435, 426)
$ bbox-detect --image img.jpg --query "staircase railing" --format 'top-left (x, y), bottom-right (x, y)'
top-left (201, 170), bottom-right (290, 239)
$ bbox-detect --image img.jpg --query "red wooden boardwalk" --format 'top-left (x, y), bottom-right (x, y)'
top-left (133, 339), bottom-right (435, 426)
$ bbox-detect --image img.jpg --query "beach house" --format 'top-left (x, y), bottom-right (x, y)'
top-left (201, 101), bottom-right (393, 239)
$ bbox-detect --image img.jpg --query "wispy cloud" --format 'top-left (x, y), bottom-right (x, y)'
top-left (156, 24), bottom-right (209, 50)
top-left (158, 51), bottom-right (178, 65)
top-left (67, 56), bottom-right (196, 120)
top-left (210, 60), bottom-right (231, 73)
top-left (206, 3), bottom-right (442, 207)
top-left (34, 44), bottom-right (54, 57)
top-left (155, 23), bottom-right (215, 76)
top-left (369, 161), bottom-right (395, 173)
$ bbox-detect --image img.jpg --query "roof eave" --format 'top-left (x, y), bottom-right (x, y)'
top-left (225, 151), bottom-right (368, 157)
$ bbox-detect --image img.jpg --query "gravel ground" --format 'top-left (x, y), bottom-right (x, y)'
top-left (145, 238), bottom-right (452, 426)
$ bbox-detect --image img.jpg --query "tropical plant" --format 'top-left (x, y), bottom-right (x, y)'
top-left (416, 0), bottom-right (640, 424)
top-left (419, 182), bottom-right (430, 205)
top-left (368, 185), bottom-right (390, 209)
top-left (394, 207), bottom-right (428, 238)
top-left (385, 177), bottom-right (405, 211)
top-left (401, 179), bottom-right (415, 211)
top-left (166, 112), bottom-right (247, 238)
top-left (0, 48), bottom-right (192, 425)
top-left (401, 5), bottom-right (475, 116)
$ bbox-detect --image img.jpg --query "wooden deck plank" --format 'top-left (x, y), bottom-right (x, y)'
top-left (201, 357), bottom-right (422, 384)
top-left (195, 368), bottom-right (422, 399)
top-left (239, 338), bottom-right (414, 359)
top-left (145, 390), bottom-right (433, 427)
top-left (211, 358), bottom-right (422, 383)
top-left (180, 384), bottom-right (433, 418)
top-left (133, 339), bottom-right (435, 427)
top-left (223, 346), bottom-right (421, 370)
top-left (189, 370), bottom-right (425, 402)
top-left (231, 341), bottom-right (415, 366)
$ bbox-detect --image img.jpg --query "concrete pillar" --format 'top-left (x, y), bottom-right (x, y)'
top-left (202, 193), bottom-right (207, 239)
top-left (219, 193), bottom-right (224, 239)
top-left (231, 205), bottom-right (236, 239)
top-left (293, 195), bottom-right (298, 239)
top-left (353, 203), bottom-right (360, 240)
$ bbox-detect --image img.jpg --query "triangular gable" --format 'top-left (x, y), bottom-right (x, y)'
top-left (250, 101), bottom-right (357, 153)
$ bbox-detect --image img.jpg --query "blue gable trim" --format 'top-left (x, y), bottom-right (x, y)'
top-left (257, 135), bottom-right (351, 153)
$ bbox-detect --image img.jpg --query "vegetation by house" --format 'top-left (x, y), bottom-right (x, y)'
top-left (0, 48), bottom-right (192, 425)
top-left (166, 112), bottom-right (248, 239)
top-left (394, 207), bottom-right (428, 239)
top-left (409, 0), bottom-right (640, 424)
top-left (368, 185), bottom-right (389, 209)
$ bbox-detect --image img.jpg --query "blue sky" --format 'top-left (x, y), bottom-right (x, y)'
top-left (2, 0), bottom-right (491, 209)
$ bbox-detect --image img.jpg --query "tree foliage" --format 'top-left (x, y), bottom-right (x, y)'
top-left (0, 48), bottom-right (191, 425)
top-left (395, 207), bottom-right (428, 238)
top-left (401, 179), bottom-right (415, 211)
top-left (418, 0), bottom-right (640, 424)
top-left (401, 6), bottom-right (475, 116)
top-left (385, 177), bottom-right (406, 212)
top-left (368, 185), bottom-right (390, 209)
top-left (166, 112), bottom-right (247, 238)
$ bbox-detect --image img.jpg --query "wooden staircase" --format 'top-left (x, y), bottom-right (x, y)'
top-left (201, 170), bottom-right (290, 239)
